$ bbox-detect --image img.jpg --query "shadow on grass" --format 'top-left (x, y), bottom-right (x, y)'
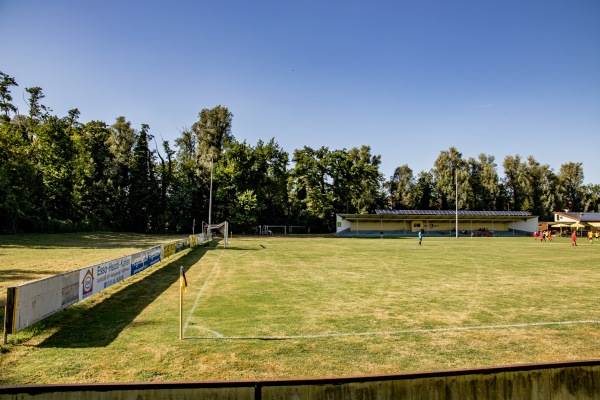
top-left (0, 232), bottom-right (185, 250)
top-left (37, 244), bottom-right (215, 348)
top-left (220, 246), bottom-right (259, 251)
top-left (1, 269), bottom-right (67, 283)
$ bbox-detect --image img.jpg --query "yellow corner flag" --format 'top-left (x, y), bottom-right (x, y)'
top-left (179, 266), bottom-right (187, 340)
top-left (180, 266), bottom-right (188, 292)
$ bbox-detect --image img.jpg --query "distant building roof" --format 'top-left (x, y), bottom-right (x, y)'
top-left (337, 210), bottom-right (535, 223)
top-left (376, 210), bottom-right (531, 217)
top-left (554, 212), bottom-right (600, 222)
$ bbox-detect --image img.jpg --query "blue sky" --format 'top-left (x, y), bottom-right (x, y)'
top-left (2, 0), bottom-right (599, 184)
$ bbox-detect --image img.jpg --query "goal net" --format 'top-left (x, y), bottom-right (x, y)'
top-left (205, 221), bottom-right (229, 248)
top-left (289, 225), bottom-right (310, 234)
top-left (264, 225), bottom-right (286, 235)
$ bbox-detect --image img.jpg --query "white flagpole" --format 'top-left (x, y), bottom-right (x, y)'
top-left (179, 279), bottom-right (183, 340)
top-left (179, 266), bottom-right (184, 340)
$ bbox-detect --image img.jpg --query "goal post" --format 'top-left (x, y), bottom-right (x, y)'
top-left (265, 225), bottom-right (286, 235)
top-left (289, 225), bottom-right (310, 234)
top-left (206, 221), bottom-right (229, 248)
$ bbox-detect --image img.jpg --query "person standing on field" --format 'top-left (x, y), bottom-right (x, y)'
top-left (588, 231), bottom-right (593, 244)
top-left (571, 230), bottom-right (577, 246)
top-left (418, 229), bottom-right (423, 245)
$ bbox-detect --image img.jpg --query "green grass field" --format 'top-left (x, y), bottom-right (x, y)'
top-left (1, 233), bottom-right (599, 385)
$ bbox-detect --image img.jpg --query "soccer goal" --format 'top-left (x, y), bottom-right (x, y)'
top-left (205, 221), bottom-right (229, 248)
top-left (289, 225), bottom-right (310, 234)
top-left (264, 225), bottom-right (286, 235)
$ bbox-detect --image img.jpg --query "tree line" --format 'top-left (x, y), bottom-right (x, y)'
top-left (1, 71), bottom-right (598, 234)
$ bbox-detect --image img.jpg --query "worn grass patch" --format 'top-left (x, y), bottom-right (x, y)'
top-left (1, 234), bottom-right (599, 385)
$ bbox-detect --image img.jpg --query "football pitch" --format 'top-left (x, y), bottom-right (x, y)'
top-left (183, 236), bottom-right (599, 341)
top-left (1, 234), bottom-right (599, 384)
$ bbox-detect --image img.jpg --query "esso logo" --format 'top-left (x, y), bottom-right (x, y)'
top-left (83, 274), bottom-right (93, 292)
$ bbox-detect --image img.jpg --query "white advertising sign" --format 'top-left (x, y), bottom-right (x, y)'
top-left (79, 256), bottom-right (132, 300)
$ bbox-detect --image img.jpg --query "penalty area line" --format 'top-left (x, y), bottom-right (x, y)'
top-left (183, 247), bottom-right (226, 336)
top-left (185, 320), bottom-right (600, 340)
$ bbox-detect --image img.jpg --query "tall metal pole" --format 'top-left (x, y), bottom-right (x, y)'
top-left (455, 170), bottom-right (458, 239)
top-left (208, 157), bottom-right (214, 229)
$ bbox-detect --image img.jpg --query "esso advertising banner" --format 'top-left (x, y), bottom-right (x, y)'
top-left (78, 246), bottom-right (161, 301)
top-left (130, 245), bottom-right (162, 275)
top-left (79, 255), bottom-right (132, 300)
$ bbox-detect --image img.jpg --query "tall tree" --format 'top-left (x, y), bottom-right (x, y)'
top-left (432, 147), bottom-right (469, 209)
top-left (521, 156), bottom-right (545, 217)
top-left (388, 164), bottom-right (415, 209)
top-left (520, 156), bottom-right (560, 220)
top-left (0, 71), bottom-right (18, 121)
top-left (214, 140), bottom-right (256, 229)
top-left (0, 121), bottom-right (39, 232)
top-left (289, 146), bottom-right (332, 231)
top-left (558, 162), bottom-right (585, 212)
top-left (186, 105), bottom-right (235, 230)
top-left (213, 139), bottom-right (288, 232)
top-left (31, 115), bottom-right (76, 224)
top-left (584, 184), bottom-right (600, 212)
top-left (326, 148), bottom-right (354, 214)
top-left (24, 86), bottom-right (49, 140)
top-left (289, 145), bottom-right (383, 231)
top-left (467, 154), bottom-right (500, 211)
top-left (346, 146), bottom-right (383, 214)
top-left (156, 138), bottom-right (176, 232)
top-left (108, 116), bottom-right (136, 229)
top-left (127, 124), bottom-right (158, 231)
top-left (191, 105), bottom-right (234, 168)
top-left (172, 128), bottom-right (205, 232)
top-left (540, 164), bottom-right (561, 219)
top-left (254, 139), bottom-right (289, 225)
top-left (413, 171), bottom-right (436, 210)
top-left (502, 155), bottom-right (527, 211)
top-left (72, 120), bottom-right (114, 229)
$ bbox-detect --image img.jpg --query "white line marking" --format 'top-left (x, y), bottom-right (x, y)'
top-left (188, 325), bottom-right (224, 338)
top-left (185, 320), bottom-right (600, 340)
top-left (183, 244), bottom-right (226, 337)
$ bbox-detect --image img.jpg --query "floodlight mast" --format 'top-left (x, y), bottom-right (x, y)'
top-left (208, 156), bottom-right (214, 229)
top-left (455, 170), bottom-right (458, 239)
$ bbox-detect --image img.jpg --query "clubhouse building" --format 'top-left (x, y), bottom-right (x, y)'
top-left (551, 211), bottom-right (600, 233)
top-left (336, 210), bottom-right (538, 237)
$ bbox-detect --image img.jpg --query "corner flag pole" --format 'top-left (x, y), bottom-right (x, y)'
top-left (179, 266), bottom-right (188, 340)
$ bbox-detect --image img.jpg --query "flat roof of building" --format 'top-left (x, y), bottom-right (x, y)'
top-left (554, 211), bottom-right (600, 222)
top-left (337, 210), bottom-right (535, 223)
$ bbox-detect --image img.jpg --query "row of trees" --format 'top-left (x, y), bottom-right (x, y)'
top-left (388, 148), bottom-right (599, 220)
top-left (1, 71), bottom-right (599, 234)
